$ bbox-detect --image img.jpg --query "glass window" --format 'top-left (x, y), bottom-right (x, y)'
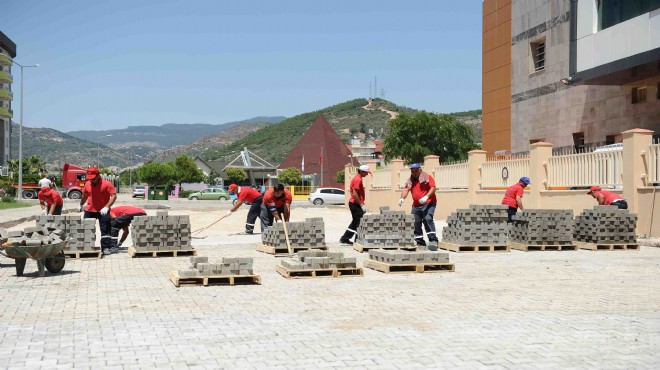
top-left (598, 0), bottom-right (660, 31)
top-left (530, 39), bottom-right (546, 73)
top-left (632, 86), bottom-right (647, 104)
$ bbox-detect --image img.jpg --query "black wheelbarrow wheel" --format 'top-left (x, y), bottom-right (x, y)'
top-left (45, 252), bottom-right (66, 274)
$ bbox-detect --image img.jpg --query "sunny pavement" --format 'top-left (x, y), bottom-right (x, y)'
top-left (0, 194), bottom-right (659, 369)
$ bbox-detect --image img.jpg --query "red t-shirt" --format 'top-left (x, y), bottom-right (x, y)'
top-left (238, 187), bottom-right (262, 204)
top-left (501, 183), bottom-right (524, 208)
top-left (110, 205), bottom-right (146, 218)
top-left (348, 174), bottom-right (365, 204)
top-left (38, 190), bottom-right (63, 206)
top-left (262, 188), bottom-right (292, 208)
top-left (83, 179), bottom-right (116, 212)
top-left (594, 190), bottom-right (623, 205)
top-left (405, 172), bottom-right (437, 207)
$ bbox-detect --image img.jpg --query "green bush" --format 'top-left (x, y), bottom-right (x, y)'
top-left (178, 190), bottom-right (193, 198)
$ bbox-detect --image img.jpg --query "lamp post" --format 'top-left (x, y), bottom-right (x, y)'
top-left (97, 134), bottom-right (112, 167)
top-left (14, 61), bottom-right (40, 200)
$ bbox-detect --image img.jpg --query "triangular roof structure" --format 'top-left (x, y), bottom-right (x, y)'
top-left (278, 115), bottom-right (354, 186)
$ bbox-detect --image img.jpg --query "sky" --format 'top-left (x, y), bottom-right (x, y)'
top-left (1, 0), bottom-right (483, 132)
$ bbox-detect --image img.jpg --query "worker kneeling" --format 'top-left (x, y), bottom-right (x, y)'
top-left (109, 205), bottom-right (147, 252)
top-left (260, 184), bottom-right (292, 228)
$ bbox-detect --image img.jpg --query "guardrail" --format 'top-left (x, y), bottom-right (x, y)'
top-left (547, 148), bottom-right (623, 188)
top-left (434, 162), bottom-right (469, 189)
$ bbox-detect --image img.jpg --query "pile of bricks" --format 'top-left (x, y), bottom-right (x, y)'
top-left (178, 256), bottom-right (254, 277)
top-left (574, 205), bottom-right (637, 243)
top-left (0, 225), bottom-right (65, 246)
top-left (441, 205), bottom-right (510, 245)
top-left (367, 249), bottom-right (450, 264)
top-left (355, 209), bottom-right (415, 247)
top-left (279, 250), bottom-right (357, 270)
top-left (261, 217), bottom-right (325, 248)
top-left (510, 209), bottom-right (574, 245)
top-left (131, 212), bottom-right (192, 251)
top-left (36, 215), bottom-right (96, 251)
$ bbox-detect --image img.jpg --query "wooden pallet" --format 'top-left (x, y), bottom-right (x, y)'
top-left (439, 242), bottom-right (510, 252)
top-left (256, 243), bottom-right (328, 255)
top-left (575, 242), bottom-right (640, 251)
top-left (276, 264), bottom-right (363, 279)
top-left (169, 271), bottom-right (261, 287)
top-left (364, 259), bottom-right (455, 274)
top-left (128, 247), bottom-right (197, 258)
top-left (63, 249), bottom-right (103, 259)
top-left (352, 243), bottom-right (418, 253)
top-left (509, 242), bottom-right (577, 251)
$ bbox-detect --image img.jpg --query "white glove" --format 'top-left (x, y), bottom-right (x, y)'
top-left (398, 198), bottom-right (405, 206)
top-left (77, 204), bottom-right (83, 212)
top-left (419, 195), bottom-right (429, 204)
top-left (100, 207), bottom-right (109, 216)
top-left (361, 205), bottom-right (367, 213)
top-left (226, 210), bottom-right (232, 217)
top-left (44, 210), bottom-right (49, 215)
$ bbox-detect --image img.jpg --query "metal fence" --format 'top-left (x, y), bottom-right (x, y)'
top-left (434, 161), bottom-right (469, 189)
top-left (481, 157), bottom-right (530, 189)
top-left (547, 147), bottom-right (623, 188)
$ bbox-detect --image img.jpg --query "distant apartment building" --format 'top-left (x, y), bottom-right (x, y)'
top-left (483, 0), bottom-right (660, 154)
top-left (348, 138), bottom-right (377, 164)
top-left (0, 31), bottom-right (15, 167)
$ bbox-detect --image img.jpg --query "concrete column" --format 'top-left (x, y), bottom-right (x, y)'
top-left (423, 155), bottom-right (440, 169)
top-left (390, 158), bottom-right (405, 191)
top-left (344, 163), bottom-right (353, 204)
top-left (528, 141), bottom-right (553, 208)
top-left (468, 150), bottom-right (486, 203)
top-left (622, 128), bottom-right (653, 213)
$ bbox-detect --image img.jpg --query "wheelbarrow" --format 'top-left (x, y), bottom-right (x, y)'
top-left (0, 240), bottom-right (67, 277)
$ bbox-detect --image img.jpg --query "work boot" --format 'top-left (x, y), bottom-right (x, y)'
top-left (102, 248), bottom-right (112, 255)
top-left (110, 247), bottom-right (120, 254)
top-left (339, 238), bottom-right (353, 245)
top-left (428, 241), bottom-right (439, 251)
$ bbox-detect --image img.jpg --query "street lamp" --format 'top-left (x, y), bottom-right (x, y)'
top-left (97, 134), bottom-right (112, 167)
top-left (14, 61), bottom-right (40, 200)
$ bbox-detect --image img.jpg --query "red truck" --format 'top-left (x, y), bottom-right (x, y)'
top-left (14, 163), bottom-right (88, 199)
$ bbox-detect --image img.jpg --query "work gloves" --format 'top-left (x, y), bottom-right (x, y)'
top-left (419, 195), bottom-right (429, 204)
top-left (100, 207), bottom-right (109, 216)
top-left (44, 210), bottom-right (49, 215)
top-left (77, 204), bottom-right (83, 212)
top-left (361, 205), bottom-right (367, 213)
top-left (226, 210), bottom-right (232, 217)
top-left (398, 198), bottom-right (405, 206)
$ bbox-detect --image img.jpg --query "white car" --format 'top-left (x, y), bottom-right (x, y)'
top-left (309, 188), bottom-right (345, 205)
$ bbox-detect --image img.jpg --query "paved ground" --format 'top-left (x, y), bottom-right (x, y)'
top-left (1, 195), bottom-right (659, 369)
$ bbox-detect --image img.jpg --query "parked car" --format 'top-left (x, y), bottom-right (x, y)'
top-left (309, 187), bottom-right (345, 205)
top-left (132, 185), bottom-right (146, 198)
top-left (188, 187), bottom-right (230, 200)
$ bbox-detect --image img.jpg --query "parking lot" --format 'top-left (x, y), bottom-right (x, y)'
top-left (0, 195), bottom-right (659, 369)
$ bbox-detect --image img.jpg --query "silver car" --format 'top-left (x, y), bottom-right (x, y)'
top-left (309, 187), bottom-right (345, 205)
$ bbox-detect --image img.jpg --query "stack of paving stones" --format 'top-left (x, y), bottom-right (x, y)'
top-left (367, 249), bottom-right (450, 265)
top-left (279, 250), bottom-right (357, 270)
top-left (178, 256), bottom-right (254, 277)
top-left (574, 205), bottom-right (637, 243)
top-left (1, 225), bottom-right (65, 246)
top-left (510, 209), bottom-right (574, 245)
top-left (131, 211), bottom-right (192, 251)
top-left (261, 217), bottom-right (325, 248)
top-left (36, 215), bottom-right (96, 251)
top-left (354, 209), bottom-right (416, 247)
top-left (441, 205), bottom-right (510, 245)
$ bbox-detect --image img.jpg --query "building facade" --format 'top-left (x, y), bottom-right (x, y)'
top-left (0, 31), bottom-right (16, 168)
top-left (483, 0), bottom-right (660, 154)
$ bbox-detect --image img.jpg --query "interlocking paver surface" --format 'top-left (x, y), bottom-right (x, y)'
top-left (0, 197), bottom-right (659, 369)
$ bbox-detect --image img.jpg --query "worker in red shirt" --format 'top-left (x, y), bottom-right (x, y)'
top-left (399, 163), bottom-right (438, 250)
top-left (501, 177), bottom-right (530, 223)
top-left (587, 186), bottom-right (627, 209)
top-left (38, 186), bottom-right (64, 215)
top-left (227, 184), bottom-right (264, 234)
top-left (260, 184), bottom-right (292, 228)
top-left (109, 205), bottom-right (147, 248)
top-left (340, 164), bottom-right (371, 245)
top-left (78, 167), bottom-right (117, 255)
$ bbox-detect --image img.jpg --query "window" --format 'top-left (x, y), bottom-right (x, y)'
top-left (632, 87), bottom-right (647, 104)
top-left (598, 0), bottom-right (660, 31)
top-left (531, 39), bottom-right (546, 72)
top-left (573, 132), bottom-right (585, 152)
top-left (320, 189), bottom-right (332, 194)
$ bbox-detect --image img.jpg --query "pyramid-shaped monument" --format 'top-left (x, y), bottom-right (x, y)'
top-left (278, 115), bottom-right (354, 186)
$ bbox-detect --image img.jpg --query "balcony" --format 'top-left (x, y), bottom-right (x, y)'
top-left (0, 54), bottom-right (12, 67)
top-left (0, 70), bottom-right (13, 84)
top-left (0, 106), bottom-right (13, 119)
top-left (0, 89), bottom-right (13, 101)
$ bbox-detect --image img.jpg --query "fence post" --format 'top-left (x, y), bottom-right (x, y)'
top-left (622, 128), bottom-right (653, 214)
top-left (344, 163), bottom-right (354, 204)
top-left (468, 150), bottom-right (486, 203)
top-left (528, 141), bottom-right (553, 208)
top-left (423, 155), bottom-right (440, 169)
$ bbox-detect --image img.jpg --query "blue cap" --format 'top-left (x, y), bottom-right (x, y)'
top-left (520, 177), bottom-right (531, 185)
top-left (410, 163), bottom-right (421, 169)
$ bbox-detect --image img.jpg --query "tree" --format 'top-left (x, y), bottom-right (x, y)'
top-left (100, 168), bottom-right (116, 176)
top-left (205, 170), bottom-right (220, 186)
top-left (174, 154), bottom-right (204, 186)
top-left (136, 162), bottom-right (176, 185)
top-left (225, 168), bottom-right (247, 184)
top-left (278, 167), bottom-right (302, 185)
top-left (382, 112), bottom-right (478, 163)
top-left (336, 170), bottom-right (345, 184)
